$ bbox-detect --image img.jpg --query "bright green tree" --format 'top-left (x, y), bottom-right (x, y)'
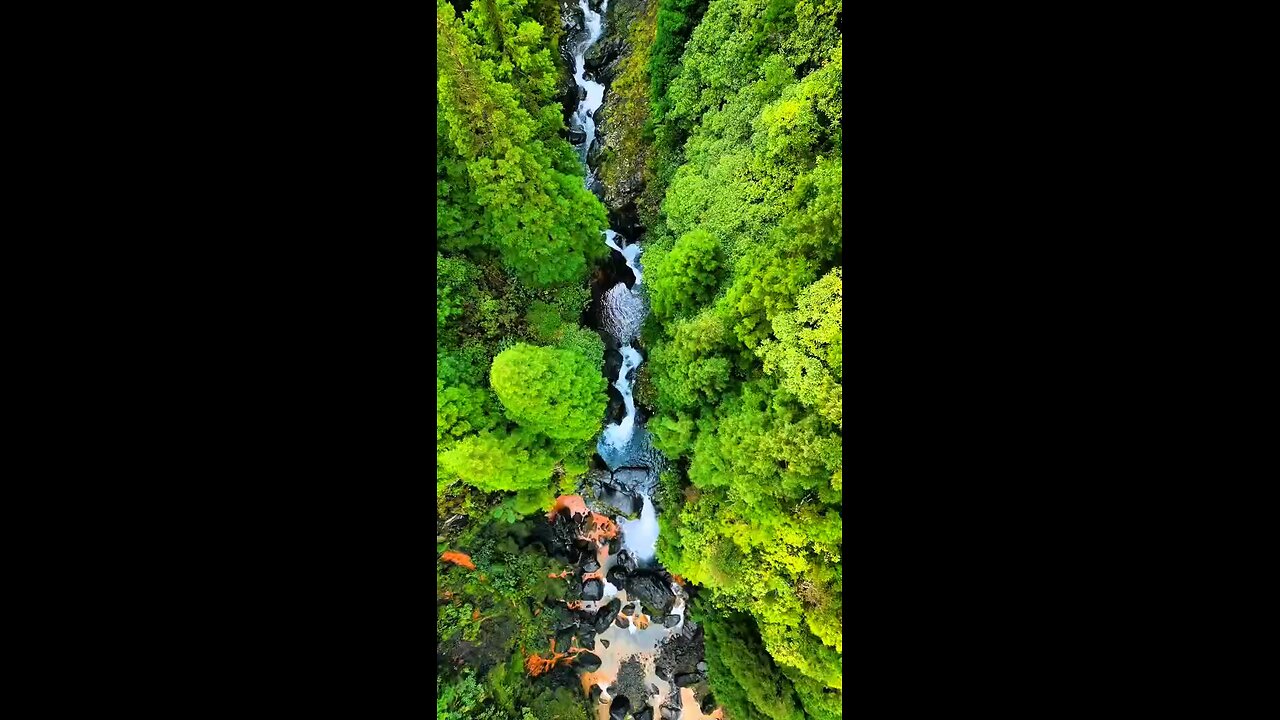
top-left (489, 343), bottom-right (605, 442)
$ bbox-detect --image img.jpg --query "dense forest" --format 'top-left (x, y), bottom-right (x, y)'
top-left (437, 0), bottom-right (841, 717)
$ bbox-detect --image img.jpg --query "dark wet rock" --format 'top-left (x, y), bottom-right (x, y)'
top-left (595, 482), bottom-right (641, 518)
top-left (609, 695), bottom-right (630, 720)
top-left (674, 672), bottom-right (705, 687)
top-left (582, 556), bottom-right (601, 573)
top-left (649, 683), bottom-right (659, 696)
top-left (607, 565), bottom-right (629, 589)
top-left (662, 614), bottom-right (681, 628)
top-left (697, 661), bottom-right (708, 672)
top-left (620, 604), bottom-right (634, 616)
top-left (594, 598), bottom-right (622, 632)
top-left (562, 2), bottom-right (585, 35)
top-left (612, 466), bottom-right (649, 490)
top-left (615, 615), bottom-right (630, 629)
top-left (539, 661), bottom-right (583, 695)
top-left (582, 578), bottom-right (604, 601)
top-left (575, 651), bottom-right (603, 673)
top-left (600, 638), bottom-right (610, 649)
top-left (608, 535), bottom-right (622, 555)
top-left (569, 126), bottom-right (587, 144)
top-left (588, 137), bottom-right (605, 168)
top-left (662, 684), bottom-right (683, 714)
top-left (603, 348), bottom-right (623, 381)
top-left (656, 622), bottom-right (705, 686)
top-left (578, 85), bottom-right (587, 102)
top-left (584, 35), bottom-right (626, 74)
top-left (700, 693), bottom-right (717, 714)
top-left (556, 626), bottom-right (576, 650)
top-left (605, 385), bottom-right (626, 425)
top-left (539, 507), bottom-right (594, 565)
top-left (627, 571), bottom-right (674, 616)
top-left (616, 549), bottom-right (639, 574)
top-left (579, 629), bottom-right (597, 650)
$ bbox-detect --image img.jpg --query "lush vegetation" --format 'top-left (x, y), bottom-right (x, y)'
top-left (438, 0), bottom-right (841, 716)
top-left (436, 0), bottom-right (607, 715)
top-left (640, 0), bottom-right (844, 717)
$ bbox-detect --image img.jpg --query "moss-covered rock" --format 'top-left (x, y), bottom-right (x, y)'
top-left (593, 0), bottom-right (658, 220)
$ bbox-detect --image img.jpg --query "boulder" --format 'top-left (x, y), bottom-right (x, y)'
top-left (584, 35), bottom-right (625, 73)
top-left (615, 615), bottom-right (630, 629)
top-left (562, 2), bottom-right (585, 35)
top-left (663, 684), bottom-right (683, 713)
top-left (700, 693), bottom-right (717, 714)
top-left (697, 661), bottom-right (708, 672)
top-left (594, 598), bottom-right (621, 633)
top-left (616, 549), bottom-right (639, 574)
top-left (674, 672), bottom-right (705, 687)
top-left (662, 614), bottom-right (681, 628)
top-left (568, 126), bottom-right (587, 144)
top-left (556, 626), bottom-right (576, 651)
top-left (587, 137), bottom-right (606, 168)
top-left (582, 578), bottom-right (604, 601)
top-left (627, 571), bottom-right (675, 616)
top-left (620, 604), bottom-right (633, 616)
top-left (609, 695), bottom-right (631, 720)
top-left (607, 565), bottom-right (629, 589)
top-left (582, 556), bottom-right (601, 574)
top-left (600, 638), bottom-right (610, 649)
top-left (575, 651), bottom-right (603, 672)
top-left (578, 629), bottom-right (597, 650)
top-left (612, 467), bottom-right (649, 490)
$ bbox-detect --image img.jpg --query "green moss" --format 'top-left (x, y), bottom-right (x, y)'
top-left (597, 1), bottom-right (659, 213)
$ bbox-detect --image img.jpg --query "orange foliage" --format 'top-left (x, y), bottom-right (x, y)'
top-left (565, 601), bottom-right (584, 610)
top-left (671, 574), bottom-right (685, 586)
top-left (585, 512), bottom-right (619, 542)
top-left (548, 495), bottom-right (589, 520)
top-left (633, 613), bottom-right (650, 630)
top-left (524, 637), bottom-right (586, 677)
top-left (548, 570), bottom-right (573, 579)
top-left (472, 608), bottom-right (481, 621)
top-left (583, 570), bottom-right (605, 582)
top-left (441, 551), bottom-right (475, 570)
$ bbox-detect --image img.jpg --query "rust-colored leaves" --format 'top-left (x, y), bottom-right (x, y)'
top-left (441, 551), bottom-right (476, 570)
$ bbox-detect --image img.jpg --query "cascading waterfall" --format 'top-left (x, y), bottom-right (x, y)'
top-left (565, 4), bottom-right (715, 718)
top-left (571, 0), bottom-right (607, 174)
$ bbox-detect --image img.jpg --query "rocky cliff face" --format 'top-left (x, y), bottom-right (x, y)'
top-left (569, 0), bottom-right (656, 239)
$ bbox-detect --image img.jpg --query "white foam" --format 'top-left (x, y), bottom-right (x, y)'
top-left (620, 494), bottom-right (658, 562)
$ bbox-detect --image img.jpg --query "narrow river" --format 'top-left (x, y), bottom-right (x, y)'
top-left (565, 1), bottom-right (719, 718)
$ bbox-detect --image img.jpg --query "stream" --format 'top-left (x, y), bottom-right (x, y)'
top-left (564, 1), bottom-right (718, 718)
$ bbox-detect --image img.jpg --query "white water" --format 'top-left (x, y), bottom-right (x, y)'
top-left (620, 494), bottom-right (658, 562)
top-left (601, 343), bottom-right (642, 450)
top-left (567, 5), bottom-right (710, 717)
top-left (571, 0), bottom-right (608, 162)
top-left (605, 229), bottom-right (642, 286)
